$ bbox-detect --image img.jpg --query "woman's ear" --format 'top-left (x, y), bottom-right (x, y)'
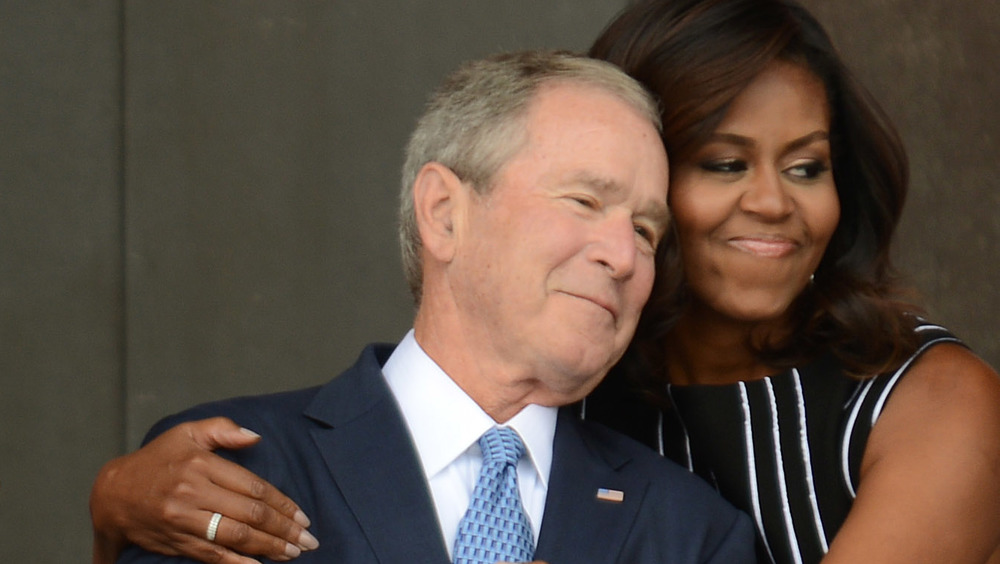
top-left (412, 162), bottom-right (466, 263)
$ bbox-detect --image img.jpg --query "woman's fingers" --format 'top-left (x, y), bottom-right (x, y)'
top-left (140, 529), bottom-right (265, 564)
top-left (91, 417), bottom-right (317, 563)
top-left (167, 487), bottom-right (318, 560)
top-left (191, 450), bottom-right (319, 552)
top-left (150, 425), bottom-right (318, 559)
top-left (206, 512), bottom-right (309, 560)
top-left (183, 417), bottom-right (263, 451)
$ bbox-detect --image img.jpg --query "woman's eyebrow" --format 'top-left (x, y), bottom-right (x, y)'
top-left (704, 130), bottom-right (829, 152)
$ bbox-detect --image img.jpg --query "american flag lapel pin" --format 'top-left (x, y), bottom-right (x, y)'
top-left (596, 488), bottom-right (625, 503)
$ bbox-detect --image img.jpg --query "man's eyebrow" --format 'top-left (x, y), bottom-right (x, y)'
top-left (571, 172), bottom-right (622, 195)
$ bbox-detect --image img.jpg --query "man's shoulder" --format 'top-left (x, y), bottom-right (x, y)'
top-left (567, 414), bottom-right (738, 507)
top-left (570, 415), bottom-right (683, 473)
top-left (144, 343), bottom-right (393, 443)
top-left (551, 414), bottom-right (757, 563)
top-left (149, 385), bottom-right (322, 438)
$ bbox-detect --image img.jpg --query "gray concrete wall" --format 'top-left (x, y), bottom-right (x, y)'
top-left (804, 0), bottom-right (1000, 370)
top-left (1, 1), bottom-right (997, 561)
top-left (1, 1), bottom-right (124, 560)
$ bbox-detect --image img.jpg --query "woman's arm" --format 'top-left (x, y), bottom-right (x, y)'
top-left (91, 417), bottom-right (318, 564)
top-left (824, 344), bottom-right (1000, 563)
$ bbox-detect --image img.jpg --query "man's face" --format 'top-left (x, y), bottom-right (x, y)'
top-left (448, 82), bottom-right (669, 406)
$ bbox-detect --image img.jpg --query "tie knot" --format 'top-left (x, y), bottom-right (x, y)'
top-left (479, 426), bottom-right (525, 467)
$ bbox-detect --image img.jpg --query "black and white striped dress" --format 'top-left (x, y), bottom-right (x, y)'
top-left (580, 322), bottom-right (962, 564)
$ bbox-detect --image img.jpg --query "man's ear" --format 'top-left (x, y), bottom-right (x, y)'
top-left (412, 162), bottom-right (466, 263)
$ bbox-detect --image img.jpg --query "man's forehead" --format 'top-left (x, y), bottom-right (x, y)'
top-left (512, 81), bottom-right (667, 206)
top-left (520, 86), bottom-right (661, 153)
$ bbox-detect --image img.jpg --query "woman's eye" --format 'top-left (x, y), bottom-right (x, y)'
top-left (700, 159), bottom-right (747, 174)
top-left (786, 160), bottom-right (830, 179)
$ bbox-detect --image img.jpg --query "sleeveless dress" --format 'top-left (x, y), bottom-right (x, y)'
top-left (579, 322), bottom-right (962, 564)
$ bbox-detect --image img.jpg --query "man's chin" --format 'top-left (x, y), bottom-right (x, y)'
top-left (534, 364), bottom-right (613, 405)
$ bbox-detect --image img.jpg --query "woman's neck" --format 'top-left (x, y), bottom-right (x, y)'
top-left (664, 303), bottom-right (789, 386)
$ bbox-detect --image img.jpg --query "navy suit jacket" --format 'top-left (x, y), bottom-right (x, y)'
top-left (119, 344), bottom-right (755, 563)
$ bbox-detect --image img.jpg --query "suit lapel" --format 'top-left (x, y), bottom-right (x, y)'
top-left (299, 346), bottom-right (652, 564)
top-left (534, 408), bottom-right (650, 564)
top-left (305, 346), bottom-right (450, 564)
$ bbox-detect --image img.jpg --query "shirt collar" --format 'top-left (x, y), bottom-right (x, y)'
top-left (382, 329), bottom-right (556, 487)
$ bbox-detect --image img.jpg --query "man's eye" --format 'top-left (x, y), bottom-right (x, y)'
top-left (634, 224), bottom-right (658, 248)
top-left (570, 195), bottom-right (598, 209)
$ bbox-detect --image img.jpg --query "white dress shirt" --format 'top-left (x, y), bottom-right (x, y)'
top-left (382, 329), bottom-right (557, 557)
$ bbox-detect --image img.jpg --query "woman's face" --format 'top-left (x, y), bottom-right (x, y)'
top-left (669, 61), bottom-right (840, 325)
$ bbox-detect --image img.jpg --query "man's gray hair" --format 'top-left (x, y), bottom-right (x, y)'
top-left (399, 50), bottom-right (661, 303)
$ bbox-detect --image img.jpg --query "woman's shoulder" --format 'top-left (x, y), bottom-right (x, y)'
top-left (887, 319), bottom-right (999, 416)
top-left (828, 329), bottom-right (1000, 563)
top-left (888, 338), bottom-right (1000, 430)
top-left (862, 322), bottom-right (1000, 488)
top-left (846, 320), bottom-right (969, 409)
top-left (865, 318), bottom-right (1000, 452)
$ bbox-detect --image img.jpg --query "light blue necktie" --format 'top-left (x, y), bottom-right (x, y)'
top-left (453, 426), bottom-right (535, 564)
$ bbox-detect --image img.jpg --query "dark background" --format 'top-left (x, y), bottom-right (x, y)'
top-left (2, 1), bottom-right (997, 560)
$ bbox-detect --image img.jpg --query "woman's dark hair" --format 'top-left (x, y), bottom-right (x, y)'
top-left (591, 0), bottom-right (922, 382)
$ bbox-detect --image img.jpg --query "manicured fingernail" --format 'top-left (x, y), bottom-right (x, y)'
top-left (239, 427), bottom-right (260, 438)
top-left (284, 543), bottom-right (302, 558)
top-left (293, 509), bottom-right (311, 527)
top-left (298, 529), bottom-right (320, 550)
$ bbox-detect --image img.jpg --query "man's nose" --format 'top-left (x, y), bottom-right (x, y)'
top-left (590, 213), bottom-right (637, 279)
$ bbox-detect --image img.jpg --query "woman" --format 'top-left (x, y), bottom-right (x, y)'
top-left (582, 2), bottom-right (1000, 563)
top-left (91, 1), bottom-right (1000, 563)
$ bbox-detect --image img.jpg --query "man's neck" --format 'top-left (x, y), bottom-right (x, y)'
top-left (414, 295), bottom-right (580, 421)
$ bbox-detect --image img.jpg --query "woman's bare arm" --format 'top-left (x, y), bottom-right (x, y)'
top-left (91, 417), bottom-right (318, 564)
top-left (824, 344), bottom-right (1000, 563)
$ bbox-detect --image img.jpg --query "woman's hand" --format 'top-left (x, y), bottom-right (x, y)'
top-left (91, 417), bottom-right (318, 564)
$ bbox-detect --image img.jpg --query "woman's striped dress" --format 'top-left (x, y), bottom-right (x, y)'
top-left (580, 322), bottom-right (962, 564)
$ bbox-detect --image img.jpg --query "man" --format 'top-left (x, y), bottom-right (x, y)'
top-left (110, 50), bottom-right (755, 564)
